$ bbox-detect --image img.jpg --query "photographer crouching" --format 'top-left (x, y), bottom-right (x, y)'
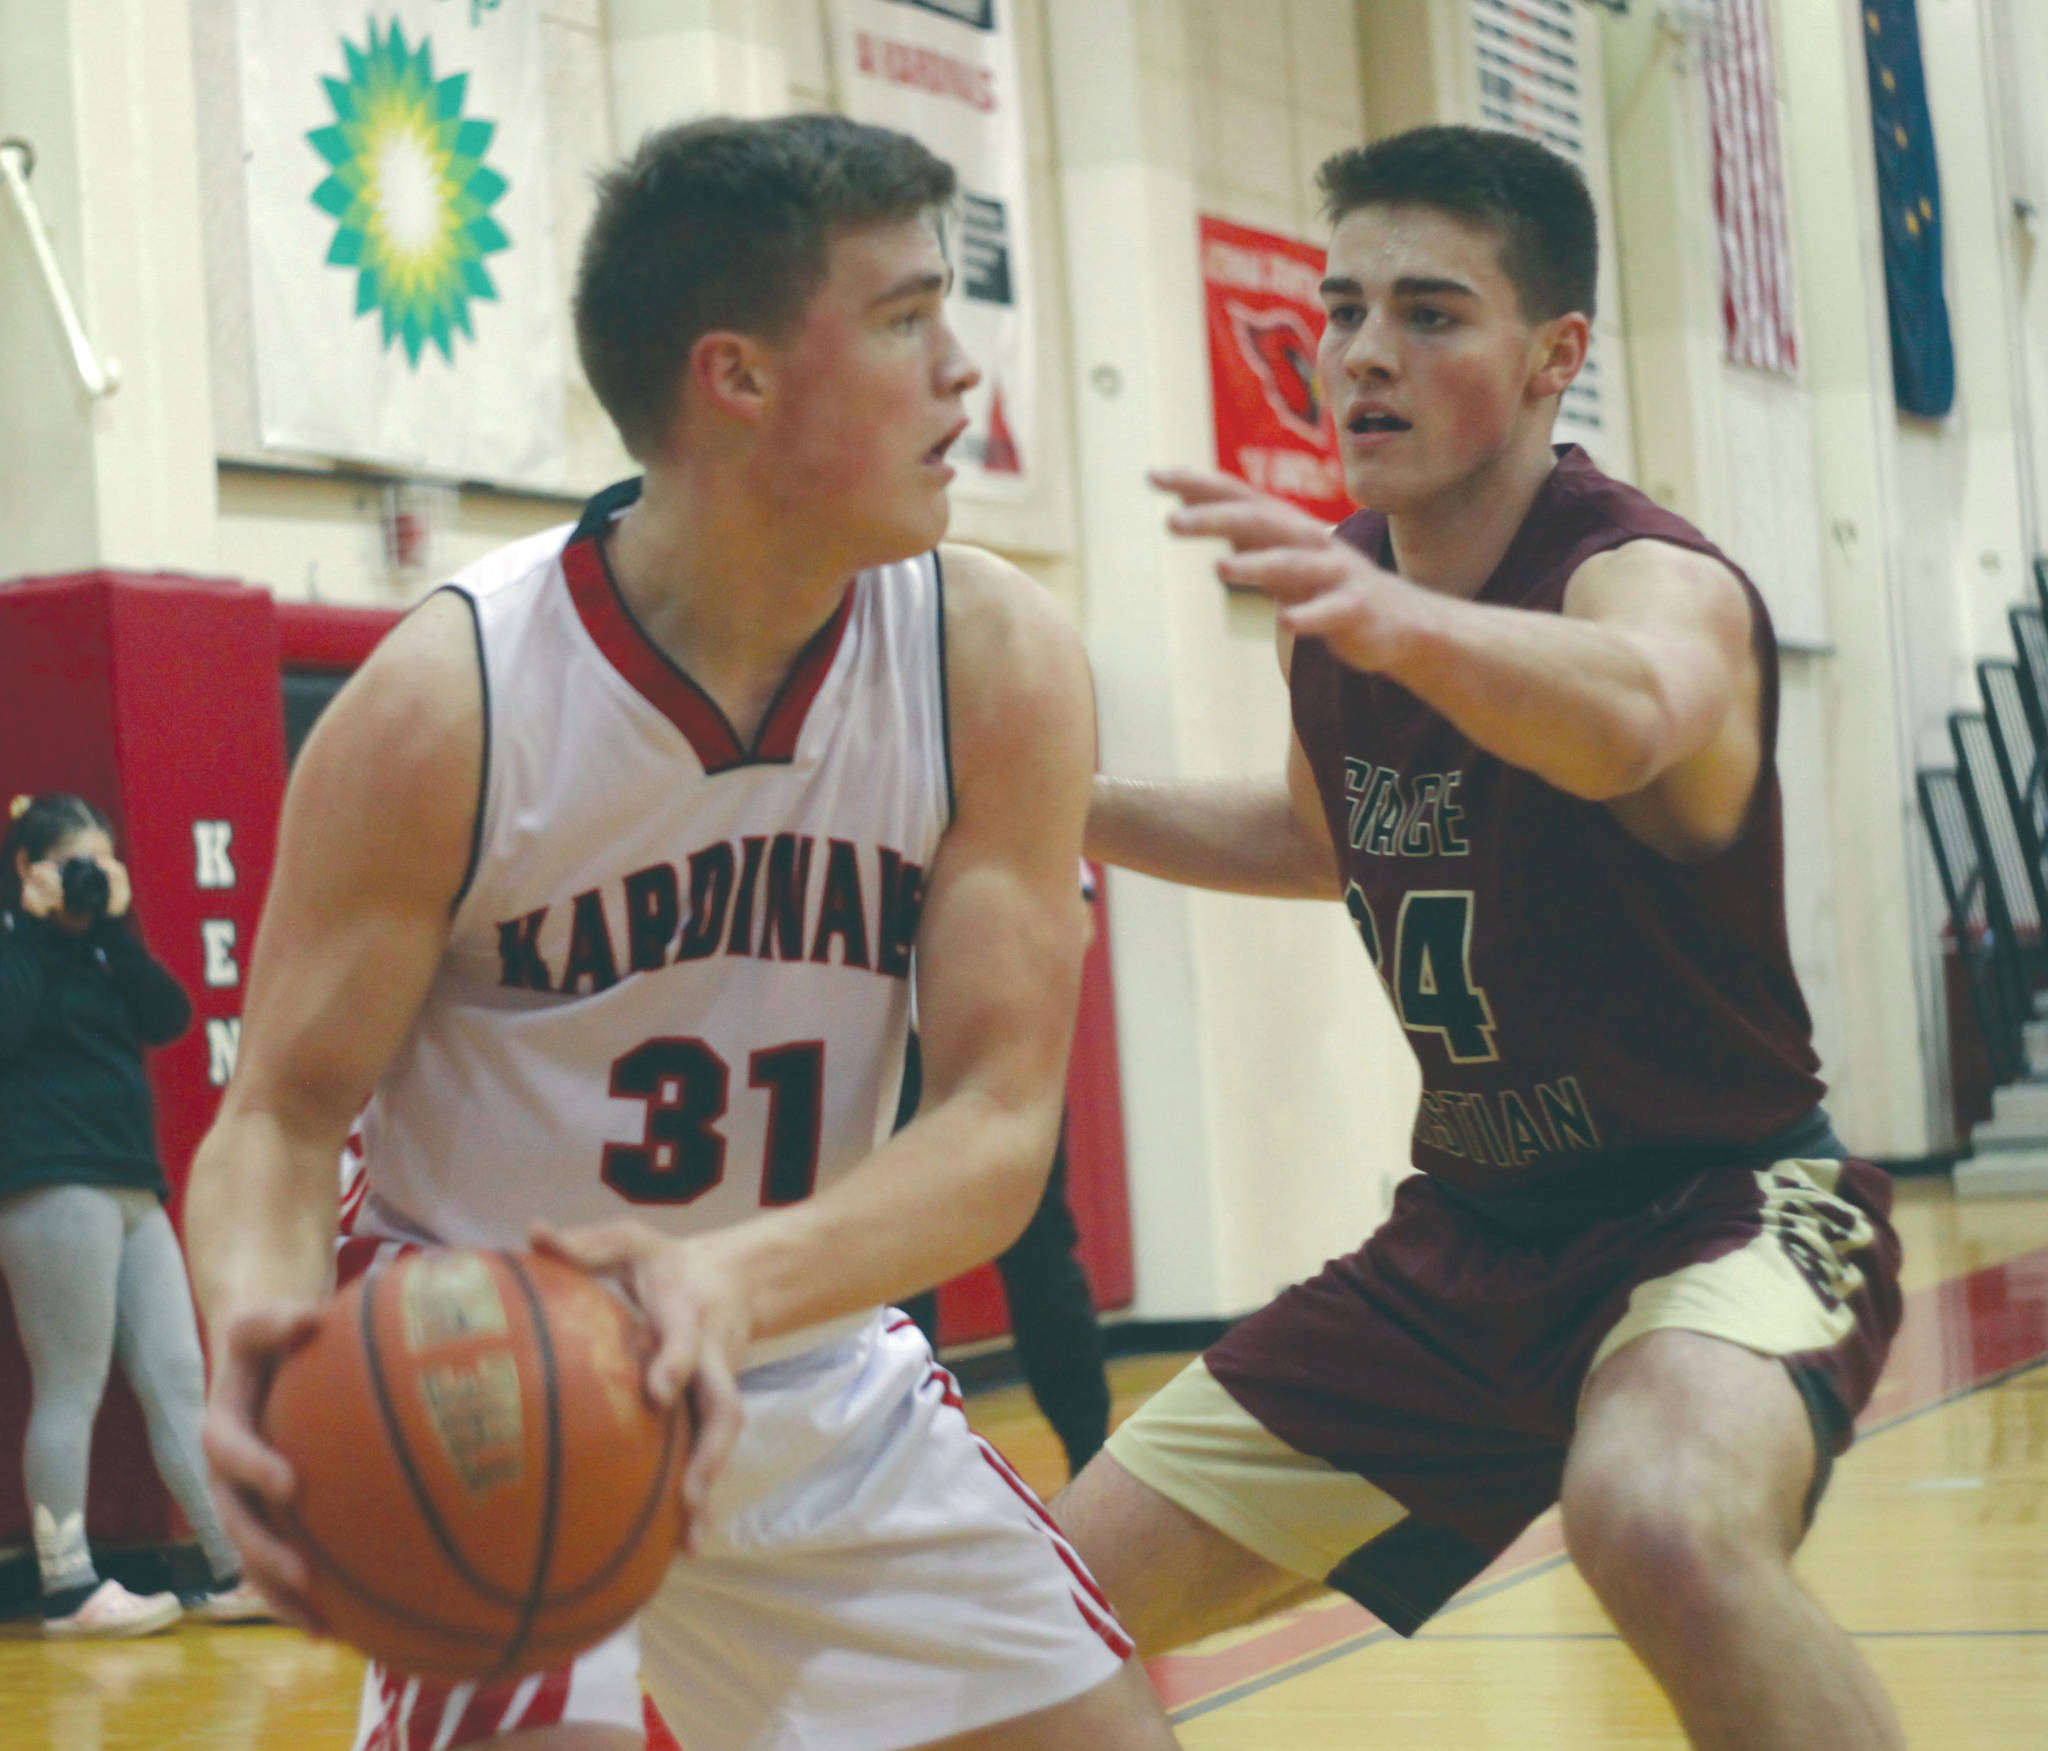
top-left (0, 794), bottom-right (267, 1635)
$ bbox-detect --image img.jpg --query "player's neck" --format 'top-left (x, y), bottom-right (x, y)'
top-left (606, 471), bottom-right (855, 746)
top-left (1384, 430), bottom-right (1559, 600)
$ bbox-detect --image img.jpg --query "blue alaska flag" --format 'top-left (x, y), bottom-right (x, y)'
top-left (1863, 0), bottom-right (1954, 418)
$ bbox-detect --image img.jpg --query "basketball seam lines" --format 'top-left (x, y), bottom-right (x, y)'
top-left (330, 1251), bottom-right (682, 1630)
top-left (359, 1254), bottom-right (523, 1610)
top-left (496, 1254), bottom-right (565, 1679)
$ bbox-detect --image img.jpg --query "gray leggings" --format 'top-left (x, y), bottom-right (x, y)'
top-left (0, 1183), bottom-right (237, 1593)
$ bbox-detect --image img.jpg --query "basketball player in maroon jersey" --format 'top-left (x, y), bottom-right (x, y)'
top-left (1057, 126), bottom-right (1904, 1750)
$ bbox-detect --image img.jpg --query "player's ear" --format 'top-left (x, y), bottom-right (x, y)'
top-left (1527, 311), bottom-right (1590, 404)
top-left (689, 330), bottom-right (773, 423)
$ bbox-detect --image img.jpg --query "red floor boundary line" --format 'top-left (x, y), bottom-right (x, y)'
top-left (1148, 1239), bottom-right (2048, 1717)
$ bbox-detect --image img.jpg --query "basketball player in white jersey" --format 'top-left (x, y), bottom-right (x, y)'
top-left (184, 115), bottom-right (1179, 1751)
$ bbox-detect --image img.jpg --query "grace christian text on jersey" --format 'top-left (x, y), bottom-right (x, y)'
top-left (495, 835), bottom-right (926, 995)
top-left (1342, 757), bottom-right (1471, 858)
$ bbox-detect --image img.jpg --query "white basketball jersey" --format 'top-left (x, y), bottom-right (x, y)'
top-left (354, 481), bottom-right (951, 1360)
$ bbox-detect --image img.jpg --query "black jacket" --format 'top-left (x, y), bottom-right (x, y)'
top-left (0, 908), bottom-right (191, 1200)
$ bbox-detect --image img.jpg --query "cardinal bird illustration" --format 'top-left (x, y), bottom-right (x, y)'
top-left (1225, 301), bottom-right (1328, 445)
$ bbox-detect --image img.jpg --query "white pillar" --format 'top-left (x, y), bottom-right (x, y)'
top-left (604, 0), bottom-right (791, 151)
top-left (0, 0), bottom-right (217, 579)
top-left (1047, 0), bottom-right (1409, 1318)
top-left (1778, 0), bottom-right (1945, 1156)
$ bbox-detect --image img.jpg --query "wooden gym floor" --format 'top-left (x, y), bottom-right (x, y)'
top-left (1, 1172), bottom-right (2042, 1749)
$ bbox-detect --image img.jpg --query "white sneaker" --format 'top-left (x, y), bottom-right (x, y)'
top-left (183, 1580), bottom-right (278, 1624)
top-left (43, 1578), bottom-right (183, 1639)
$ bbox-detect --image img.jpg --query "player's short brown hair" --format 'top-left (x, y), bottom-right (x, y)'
top-left (575, 114), bottom-right (958, 459)
top-left (1317, 125), bottom-right (1597, 323)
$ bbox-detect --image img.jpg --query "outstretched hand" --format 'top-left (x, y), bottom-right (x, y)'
top-left (1150, 466), bottom-right (1440, 675)
top-left (530, 1221), bottom-right (748, 1553)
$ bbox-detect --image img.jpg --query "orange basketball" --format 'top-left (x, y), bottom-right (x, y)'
top-left (263, 1248), bottom-right (687, 1681)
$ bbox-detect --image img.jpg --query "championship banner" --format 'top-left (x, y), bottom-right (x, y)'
top-left (829, 0), bottom-right (1035, 501)
top-left (1199, 216), bottom-right (1351, 525)
top-left (235, 1), bottom-right (566, 486)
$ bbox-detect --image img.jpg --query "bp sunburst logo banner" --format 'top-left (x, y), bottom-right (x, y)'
top-left (236, 2), bottom-right (565, 487)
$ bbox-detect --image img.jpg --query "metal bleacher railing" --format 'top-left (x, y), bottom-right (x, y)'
top-left (1913, 564), bottom-right (2048, 1105)
top-left (1976, 659), bottom-right (2048, 922)
top-left (1918, 765), bottom-right (2030, 1088)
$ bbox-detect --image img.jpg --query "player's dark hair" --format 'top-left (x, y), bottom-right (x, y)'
top-left (1, 793), bottom-right (112, 911)
top-left (1317, 125), bottom-right (1597, 323)
top-left (575, 114), bottom-right (959, 459)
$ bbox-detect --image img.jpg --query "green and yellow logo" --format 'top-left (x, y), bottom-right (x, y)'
top-left (308, 19), bottom-right (510, 367)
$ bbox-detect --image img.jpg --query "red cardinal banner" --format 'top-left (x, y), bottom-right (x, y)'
top-left (1199, 215), bottom-right (1352, 524)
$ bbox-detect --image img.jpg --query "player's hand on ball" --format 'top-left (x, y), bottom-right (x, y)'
top-left (1151, 464), bottom-right (1438, 675)
top-left (201, 1300), bottom-right (328, 1632)
top-left (531, 1220), bottom-right (747, 1553)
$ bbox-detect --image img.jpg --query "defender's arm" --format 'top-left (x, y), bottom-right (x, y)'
top-left (1162, 469), bottom-right (1763, 860)
top-left (1086, 634), bottom-right (1340, 899)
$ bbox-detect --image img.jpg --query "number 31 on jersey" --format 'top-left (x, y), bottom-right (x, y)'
top-left (603, 1038), bottom-right (824, 1206)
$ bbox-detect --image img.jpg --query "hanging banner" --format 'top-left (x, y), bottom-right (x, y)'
top-left (1199, 215), bottom-right (1351, 525)
top-left (235, 0), bottom-right (566, 486)
top-left (829, 0), bottom-right (1036, 501)
top-left (1862, 0), bottom-right (1955, 419)
top-left (1704, 0), bottom-right (1799, 376)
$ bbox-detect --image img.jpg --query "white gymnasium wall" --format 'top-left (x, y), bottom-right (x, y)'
top-left (1989, 0), bottom-right (2048, 557)
top-left (1048, 0), bottom-right (1413, 1321)
top-left (0, 0), bottom-right (218, 580)
top-left (1592, 6), bottom-right (1853, 1134)
top-left (1913, 0), bottom-right (2033, 678)
top-left (1872, 0), bottom-right (2038, 1151)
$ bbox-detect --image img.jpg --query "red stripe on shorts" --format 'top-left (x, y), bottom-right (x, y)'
top-left (362, 1669), bottom-right (405, 1751)
top-left (336, 1235), bottom-right (420, 1289)
top-left (403, 1678), bottom-right (449, 1751)
top-left (450, 1678), bottom-right (520, 1745)
top-left (921, 1363), bottom-right (1136, 1661)
top-left (511, 1663), bottom-right (574, 1731)
top-left (644, 1694), bottom-right (684, 1751)
top-left (966, 1414), bottom-right (1125, 1621)
top-left (974, 1435), bottom-right (1130, 1643)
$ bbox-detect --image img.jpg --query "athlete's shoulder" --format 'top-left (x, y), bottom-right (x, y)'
top-left (446, 519), bottom-right (578, 606)
top-left (278, 588), bottom-right (484, 917)
top-left (1549, 453), bottom-right (1756, 632)
top-left (934, 545), bottom-right (1092, 797)
top-left (935, 542), bottom-right (1080, 657)
top-left (1548, 448), bottom-right (1721, 556)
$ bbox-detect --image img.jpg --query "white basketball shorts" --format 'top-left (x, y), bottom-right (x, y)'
top-left (349, 1310), bottom-right (1134, 1751)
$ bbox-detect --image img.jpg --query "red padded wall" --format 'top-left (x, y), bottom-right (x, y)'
top-left (0, 571), bottom-right (287, 1549)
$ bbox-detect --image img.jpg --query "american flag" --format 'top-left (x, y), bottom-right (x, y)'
top-left (1702, 0), bottom-right (1799, 374)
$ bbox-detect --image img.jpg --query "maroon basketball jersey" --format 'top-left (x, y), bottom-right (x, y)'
top-left (1293, 446), bottom-right (1825, 1220)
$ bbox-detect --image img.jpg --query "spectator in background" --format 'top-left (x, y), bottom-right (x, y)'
top-left (0, 794), bottom-right (267, 1635)
top-left (899, 862), bottom-right (1112, 1479)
